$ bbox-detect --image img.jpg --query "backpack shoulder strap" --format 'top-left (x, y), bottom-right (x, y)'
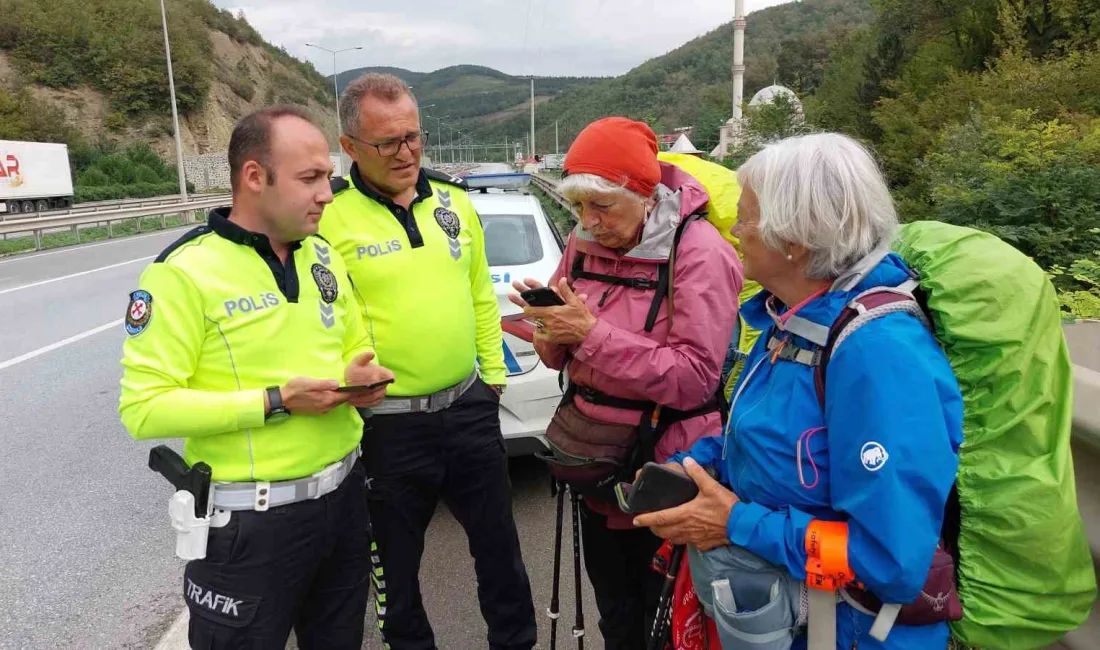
top-left (814, 279), bottom-right (929, 409)
top-left (644, 213), bottom-right (704, 332)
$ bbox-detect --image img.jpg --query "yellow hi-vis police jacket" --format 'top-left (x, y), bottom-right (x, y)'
top-left (318, 165), bottom-right (506, 396)
top-left (118, 208), bottom-right (372, 482)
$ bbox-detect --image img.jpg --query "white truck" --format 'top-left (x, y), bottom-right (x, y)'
top-left (0, 140), bottom-right (74, 215)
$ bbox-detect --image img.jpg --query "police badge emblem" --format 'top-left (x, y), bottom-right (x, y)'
top-left (311, 264), bottom-right (338, 303)
top-left (125, 289), bottom-right (153, 336)
top-left (434, 208), bottom-right (461, 239)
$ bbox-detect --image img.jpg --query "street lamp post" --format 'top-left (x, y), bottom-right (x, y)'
top-left (305, 43), bottom-right (363, 137)
top-left (159, 0), bottom-right (187, 202)
top-left (425, 115), bottom-right (446, 162)
top-left (418, 103), bottom-right (435, 156)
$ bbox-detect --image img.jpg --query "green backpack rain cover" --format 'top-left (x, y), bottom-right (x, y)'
top-left (893, 221), bottom-right (1096, 649)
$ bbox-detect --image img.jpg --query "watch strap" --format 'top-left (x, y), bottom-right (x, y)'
top-left (266, 386), bottom-right (288, 417)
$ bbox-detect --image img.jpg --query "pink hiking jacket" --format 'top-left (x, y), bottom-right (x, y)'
top-left (536, 162), bottom-right (743, 526)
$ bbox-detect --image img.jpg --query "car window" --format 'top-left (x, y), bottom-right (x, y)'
top-left (481, 214), bottom-right (544, 266)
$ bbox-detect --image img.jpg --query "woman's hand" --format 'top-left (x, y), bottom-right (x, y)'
top-left (633, 458), bottom-right (738, 551)
top-left (521, 277), bottom-right (597, 345)
top-left (507, 277), bottom-right (546, 310)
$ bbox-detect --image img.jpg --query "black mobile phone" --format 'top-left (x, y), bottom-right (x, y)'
top-left (337, 378), bottom-right (395, 393)
top-left (615, 462), bottom-right (700, 514)
top-left (521, 286), bottom-right (565, 307)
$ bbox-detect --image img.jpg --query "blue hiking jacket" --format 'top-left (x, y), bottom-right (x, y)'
top-left (675, 254), bottom-right (963, 649)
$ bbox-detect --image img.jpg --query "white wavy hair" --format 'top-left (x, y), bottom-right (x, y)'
top-left (737, 133), bottom-right (897, 280)
top-left (557, 173), bottom-right (648, 203)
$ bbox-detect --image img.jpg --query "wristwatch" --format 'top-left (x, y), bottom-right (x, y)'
top-left (265, 386), bottom-right (290, 424)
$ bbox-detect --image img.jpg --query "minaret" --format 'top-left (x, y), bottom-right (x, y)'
top-left (732, 0), bottom-right (746, 123)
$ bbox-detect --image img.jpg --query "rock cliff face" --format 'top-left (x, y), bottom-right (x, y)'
top-left (0, 31), bottom-right (337, 158)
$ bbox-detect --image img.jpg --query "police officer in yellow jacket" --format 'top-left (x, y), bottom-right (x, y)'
top-left (118, 106), bottom-right (394, 650)
top-left (319, 73), bottom-right (536, 650)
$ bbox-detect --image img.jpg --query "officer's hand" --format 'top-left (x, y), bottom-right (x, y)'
top-left (281, 377), bottom-right (349, 415)
top-left (344, 352), bottom-right (395, 408)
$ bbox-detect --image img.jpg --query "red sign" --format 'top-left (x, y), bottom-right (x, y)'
top-left (0, 154), bottom-right (20, 179)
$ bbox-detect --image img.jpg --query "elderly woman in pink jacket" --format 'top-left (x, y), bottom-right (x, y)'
top-left (510, 117), bottom-right (743, 649)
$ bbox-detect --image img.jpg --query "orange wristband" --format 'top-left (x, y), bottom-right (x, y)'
top-left (804, 520), bottom-right (854, 591)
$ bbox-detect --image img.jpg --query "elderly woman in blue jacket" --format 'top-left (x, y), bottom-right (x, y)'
top-left (635, 133), bottom-right (963, 650)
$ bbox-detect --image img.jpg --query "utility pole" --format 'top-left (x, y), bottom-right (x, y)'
top-left (530, 77), bottom-right (536, 158)
top-left (159, 0), bottom-right (187, 201)
top-left (555, 120), bottom-right (560, 154)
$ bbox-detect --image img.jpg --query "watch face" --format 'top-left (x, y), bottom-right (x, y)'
top-left (266, 410), bottom-right (290, 424)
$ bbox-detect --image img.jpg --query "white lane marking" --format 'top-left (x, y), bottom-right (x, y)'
top-left (0, 226), bottom-right (187, 265)
top-left (0, 319), bottom-right (121, 371)
top-left (0, 256), bottom-right (153, 296)
top-left (153, 608), bottom-right (189, 650)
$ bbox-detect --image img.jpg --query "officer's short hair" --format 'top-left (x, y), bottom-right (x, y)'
top-left (339, 73), bottom-right (417, 136)
top-left (229, 105), bottom-right (318, 191)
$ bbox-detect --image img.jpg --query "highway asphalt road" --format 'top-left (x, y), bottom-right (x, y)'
top-left (0, 227), bottom-right (602, 649)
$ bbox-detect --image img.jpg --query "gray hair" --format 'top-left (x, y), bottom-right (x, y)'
top-left (339, 73), bottom-right (416, 136)
top-left (737, 133), bottom-right (897, 280)
top-left (558, 173), bottom-right (648, 203)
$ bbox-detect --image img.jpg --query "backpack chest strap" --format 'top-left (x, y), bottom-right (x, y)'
top-left (766, 334), bottom-right (824, 366)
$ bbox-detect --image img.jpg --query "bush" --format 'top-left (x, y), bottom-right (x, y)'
top-left (77, 168), bottom-right (110, 187)
top-left (134, 164), bottom-right (162, 184)
top-left (0, 87), bottom-right (81, 145)
top-left (70, 143), bottom-right (191, 202)
top-left (916, 110), bottom-right (1100, 287)
top-left (217, 61), bottom-right (256, 102)
top-left (1052, 253), bottom-right (1100, 320)
top-left (74, 181), bottom-right (179, 203)
top-left (105, 112), bottom-right (128, 132)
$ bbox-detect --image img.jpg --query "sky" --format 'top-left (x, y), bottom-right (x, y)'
top-left (214, 0), bottom-right (793, 79)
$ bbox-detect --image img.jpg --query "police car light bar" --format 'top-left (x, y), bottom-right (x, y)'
top-left (464, 173), bottom-right (532, 192)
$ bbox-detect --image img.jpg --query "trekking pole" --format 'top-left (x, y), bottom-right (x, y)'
top-left (570, 486), bottom-right (586, 649)
top-left (549, 480), bottom-right (565, 650)
top-left (648, 544), bottom-right (686, 650)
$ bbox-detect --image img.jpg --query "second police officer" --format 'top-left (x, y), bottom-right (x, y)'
top-left (319, 73), bottom-right (537, 650)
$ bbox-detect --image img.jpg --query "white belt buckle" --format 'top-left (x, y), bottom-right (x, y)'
top-left (313, 461), bottom-right (341, 498)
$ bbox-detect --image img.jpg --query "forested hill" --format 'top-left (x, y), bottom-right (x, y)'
top-left (469, 0), bottom-right (876, 153)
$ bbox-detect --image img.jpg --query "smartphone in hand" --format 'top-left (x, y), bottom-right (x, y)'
top-left (520, 286), bottom-right (565, 307)
top-left (336, 378), bottom-right (395, 393)
top-left (615, 462), bottom-right (699, 514)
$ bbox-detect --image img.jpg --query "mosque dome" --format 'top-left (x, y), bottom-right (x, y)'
top-left (749, 85), bottom-right (802, 112)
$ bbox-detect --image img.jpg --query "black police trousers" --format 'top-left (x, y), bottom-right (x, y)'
top-left (580, 502), bottom-right (665, 650)
top-left (183, 460), bottom-right (371, 650)
top-left (361, 377), bottom-right (537, 650)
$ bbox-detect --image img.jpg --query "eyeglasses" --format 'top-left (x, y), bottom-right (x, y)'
top-left (345, 132), bottom-right (425, 157)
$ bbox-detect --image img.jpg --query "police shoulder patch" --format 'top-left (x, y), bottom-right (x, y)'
top-left (311, 263), bottom-right (338, 303)
top-left (125, 289), bottom-right (153, 336)
top-left (423, 168), bottom-right (469, 190)
top-left (330, 177), bottom-right (350, 194)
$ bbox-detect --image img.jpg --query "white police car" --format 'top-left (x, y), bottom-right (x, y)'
top-left (467, 171), bottom-right (566, 456)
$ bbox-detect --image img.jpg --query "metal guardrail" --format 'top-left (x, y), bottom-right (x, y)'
top-left (531, 172), bottom-right (1099, 647)
top-left (0, 194), bottom-right (230, 250)
top-left (0, 193), bottom-right (228, 221)
top-left (531, 173), bottom-right (569, 210)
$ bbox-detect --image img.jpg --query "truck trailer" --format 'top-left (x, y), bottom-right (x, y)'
top-left (0, 140), bottom-right (75, 215)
